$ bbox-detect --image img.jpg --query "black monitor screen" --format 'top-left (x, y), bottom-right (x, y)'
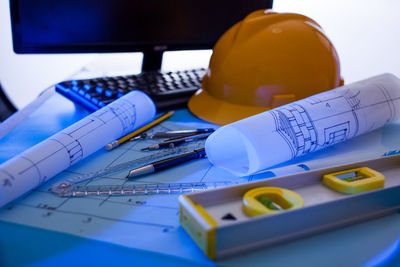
top-left (10, 0), bottom-right (272, 53)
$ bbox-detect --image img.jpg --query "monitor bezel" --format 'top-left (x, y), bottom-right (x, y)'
top-left (10, 0), bottom-right (272, 54)
top-left (9, 0), bottom-right (273, 70)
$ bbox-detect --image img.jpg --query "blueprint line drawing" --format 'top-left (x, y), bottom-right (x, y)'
top-left (271, 76), bottom-right (400, 158)
top-left (0, 91), bottom-right (155, 207)
top-left (0, 112), bottom-right (399, 262)
top-left (205, 73), bottom-right (400, 176)
top-left (0, 120), bottom-right (250, 261)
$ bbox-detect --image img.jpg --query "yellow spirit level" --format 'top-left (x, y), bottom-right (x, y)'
top-left (179, 155), bottom-right (400, 260)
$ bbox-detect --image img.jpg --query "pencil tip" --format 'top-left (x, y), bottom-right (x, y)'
top-left (125, 170), bottom-right (134, 178)
top-left (126, 165), bottom-right (154, 178)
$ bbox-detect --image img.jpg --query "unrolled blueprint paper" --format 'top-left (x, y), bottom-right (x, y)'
top-left (0, 90), bottom-right (156, 207)
top-left (205, 73), bottom-right (400, 176)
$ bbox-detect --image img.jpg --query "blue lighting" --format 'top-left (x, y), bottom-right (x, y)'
top-left (105, 90), bottom-right (112, 97)
top-left (361, 236), bottom-right (400, 267)
top-left (95, 86), bottom-right (103, 94)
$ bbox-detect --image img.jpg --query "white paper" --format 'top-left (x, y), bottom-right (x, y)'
top-left (0, 90), bottom-right (156, 207)
top-left (205, 73), bottom-right (400, 176)
top-left (0, 112), bottom-right (399, 263)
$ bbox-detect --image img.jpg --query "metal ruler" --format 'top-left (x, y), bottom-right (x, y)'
top-left (52, 181), bottom-right (236, 197)
top-left (51, 140), bottom-right (216, 197)
top-left (179, 154), bottom-right (400, 260)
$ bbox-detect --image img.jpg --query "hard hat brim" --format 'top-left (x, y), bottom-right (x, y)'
top-left (188, 89), bottom-right (269, 125)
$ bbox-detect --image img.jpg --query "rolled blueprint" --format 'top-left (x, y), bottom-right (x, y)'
top-left (205, 73), bottom-right (400, 176)
top-left (0, 90), bottom-right (156, 207)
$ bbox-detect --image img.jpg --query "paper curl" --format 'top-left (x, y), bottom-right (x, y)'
top-left (206, 74), bottom-right (400, 176)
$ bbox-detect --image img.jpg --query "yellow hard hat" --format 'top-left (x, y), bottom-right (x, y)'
top-left (188, 10), bottom-right (344, 125)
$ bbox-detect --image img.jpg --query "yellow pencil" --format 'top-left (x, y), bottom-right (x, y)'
top-left (105, 110), bottom-right (175, 150)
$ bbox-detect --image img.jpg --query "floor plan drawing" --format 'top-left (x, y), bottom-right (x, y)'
top-left (204, 74), bottom-right (400, 176)
top-left (1, 114), bottom-right (400, 262)
top-left (1, 75), bottom-right (400, 263)
top-left (0, 91), bottom-right (155, 207)
top-left (271, 74), bottom-right (400, 160)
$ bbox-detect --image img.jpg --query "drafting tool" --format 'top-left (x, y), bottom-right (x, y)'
top-left (106, 110), bottom-right (174, 150)
top-left (51, 142), bottom-right (205, 196)
top-left (127, 148), bottom-right (207, 178)
top-left (52, 181), bottom-right (237, 197)
top-left (141, 133), bottom-right (211, 151)
top-left (179, 154), bottom-right (400, 260)
top-left (131, 128), bottom-right (215, 140)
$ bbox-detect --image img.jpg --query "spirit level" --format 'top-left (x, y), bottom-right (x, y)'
top-left (179, 154), bottom-right (400, 260)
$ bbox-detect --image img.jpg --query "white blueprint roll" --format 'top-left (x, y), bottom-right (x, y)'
top-left (205, 73), bottom-right (400, 176)
top-left (0, 90), bottom-right (156, 207)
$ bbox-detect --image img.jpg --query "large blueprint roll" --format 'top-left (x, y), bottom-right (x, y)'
top-left (205, 74), bottom-right (400, 176)
top-left (0, 90), bottom-right (156, 207)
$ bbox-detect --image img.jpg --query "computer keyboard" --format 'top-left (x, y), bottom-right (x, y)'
top-left (55, 68), bottom-right (207, 112)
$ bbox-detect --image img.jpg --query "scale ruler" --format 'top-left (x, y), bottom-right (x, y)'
top-left (52, 181), bottom-right (236, 197)
top-left (51, 141), bottom-right (213, 197)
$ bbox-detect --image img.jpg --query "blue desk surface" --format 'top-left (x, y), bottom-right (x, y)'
top-left (1, 93), bottom-right (400, 267)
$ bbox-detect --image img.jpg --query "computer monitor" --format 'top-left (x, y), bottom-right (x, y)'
top-left (9, 0), bottom-right (273, 71)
